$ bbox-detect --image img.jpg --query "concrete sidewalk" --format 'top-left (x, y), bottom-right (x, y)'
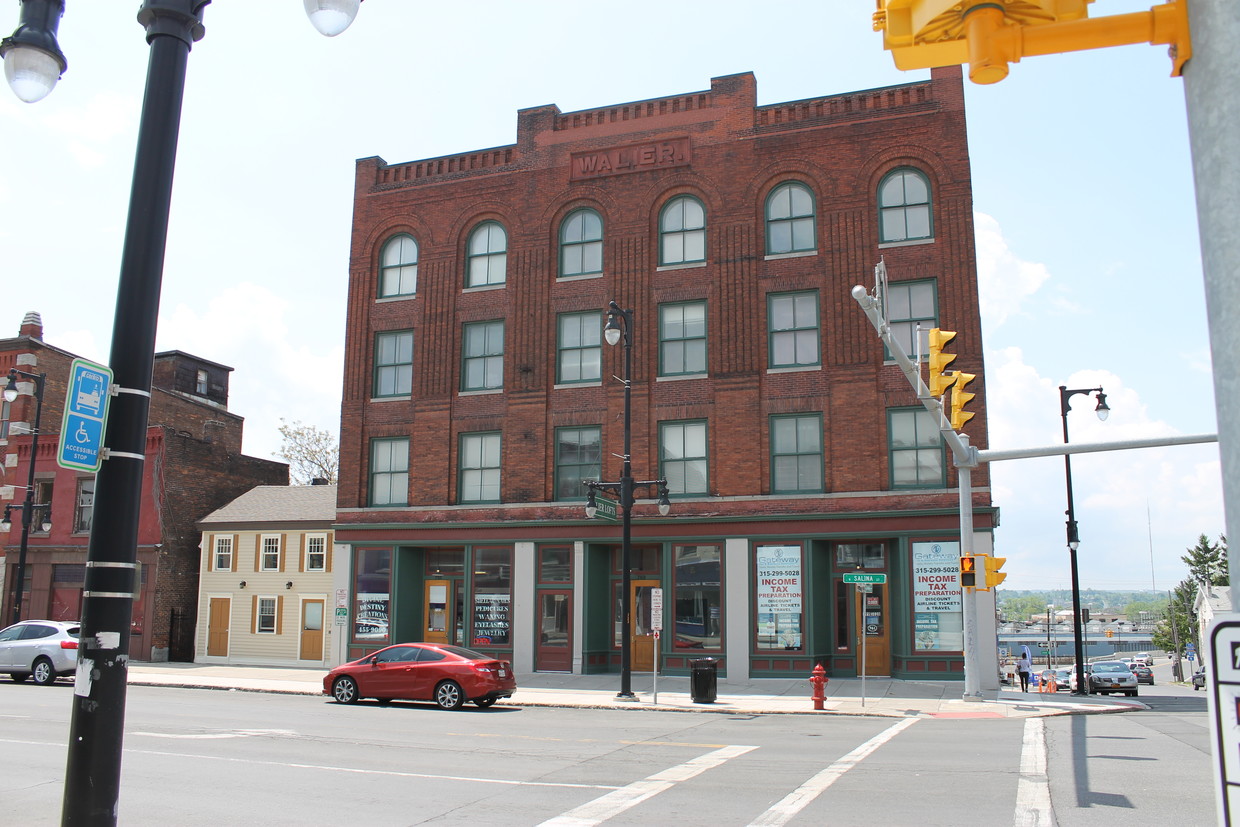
top-left (124, 662), bottom-right (1144, 719)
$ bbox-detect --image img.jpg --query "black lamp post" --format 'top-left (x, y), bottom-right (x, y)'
top-left (583, 301), bottom-right (669, 701)
top-left (3, 368), bottom-right (48, 626)
top-left (1, 2), bottom-right (363, 823)
top-left (1059, 384), bottom-right (1109, 696)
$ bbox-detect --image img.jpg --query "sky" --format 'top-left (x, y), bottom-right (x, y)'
top-left (0, 1), bottom-right (1221, 594)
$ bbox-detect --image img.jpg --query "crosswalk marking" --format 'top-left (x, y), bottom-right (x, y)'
top-left (537, 744), bottom-right (758, 827)
top-left (748, 718), bottom-right (920, 827)
top-left (1014, 718), bottom-right (1057, 827)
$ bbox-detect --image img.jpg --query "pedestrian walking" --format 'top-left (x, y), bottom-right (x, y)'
top-left (1017, 651), bottom-right (1033, 692)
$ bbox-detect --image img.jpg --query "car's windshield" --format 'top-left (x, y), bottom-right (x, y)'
top-left (1092, 662), bottom-right (1127, 673)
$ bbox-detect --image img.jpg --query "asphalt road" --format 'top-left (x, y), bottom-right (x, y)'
top-left (0, 668), bottom-right (1217, 826)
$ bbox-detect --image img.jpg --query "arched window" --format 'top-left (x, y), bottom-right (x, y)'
top-left (765, 182), bottom-right (816, 255)
top-left (466, 221), bottom-right (507, 287)
top-left (659, 195), bottom-right (706, 266)
top-left (878, 168), bottom-right (932, 243)
top-left (559, 209), bottom-right (603, 278)
top-left (379, 234), bottom-right (418, 297)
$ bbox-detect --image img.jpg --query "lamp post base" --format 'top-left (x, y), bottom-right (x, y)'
top-left (615, 692), bottom-right (639, 702)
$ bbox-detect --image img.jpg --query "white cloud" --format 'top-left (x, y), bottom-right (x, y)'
top-left (974, 212), bottom-right (1051, 329)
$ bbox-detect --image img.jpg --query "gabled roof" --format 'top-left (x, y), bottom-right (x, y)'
top-left (198, 484), bottom-right (336, 527)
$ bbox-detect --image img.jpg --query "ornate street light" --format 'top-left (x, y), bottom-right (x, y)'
top-left (583, 301), bottom-right (669, 701)
top-left (2, 3), bottom-right (364, 822)
top-left (1060, 384), bottom-right (1109, 696)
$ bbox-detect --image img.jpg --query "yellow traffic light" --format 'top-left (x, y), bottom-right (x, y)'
top-left (950, 371), bottom-right (977, 430)
top-left (1105, 629), bottom-right (1115, 638)
top-left (984, 555), bottom-right (1007, 588)
top-left (927, 327), bottom-right (957, 397)
top-left (959, 554), bottom-right (977, 588)
top-left (872, 1), bottom-right (1191, 85)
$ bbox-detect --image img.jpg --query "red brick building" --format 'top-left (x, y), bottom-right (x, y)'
top-left (0, 313), bottom-right (288, 660)
top-left (335, 67), bottom-right (996, 680)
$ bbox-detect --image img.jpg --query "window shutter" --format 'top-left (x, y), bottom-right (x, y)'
top-left (299, 534), bottom-right (306, 573)
top-left (276, 596), bottom-right (284, 635)
top-left (251, 595), bottom-right (259, 634)
top-left (326, 533), bottom-right (333, 573)
top-left (231, 535), bottom-right (239, 572)
top-left (254, 535), bottom-right (260, 572)
top-left (280, 533), bottom-right (288, 572)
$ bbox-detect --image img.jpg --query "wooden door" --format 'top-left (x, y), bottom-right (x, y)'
top-left (207, 597), bottom-right (230, 657)
top-left (631, 579), bottom-right (660, 673)
top-left (535, 590), bottom-right (572, 672)
top-left (299, 599), bottom-right (324, 661)
top-left (855, 584), bottom-right (891, 676)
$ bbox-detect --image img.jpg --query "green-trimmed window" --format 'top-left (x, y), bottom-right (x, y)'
top-left (557, 312), bottom-right (602, 384)
top-left (766, 182), bottom-right (816, 255)
top-left (369, 437), bottom-right (409, 506)
top-left (554, 426), bottom-right (601, 500)
top-left (459, 432), bottom-right (501, 503)
top-left (379, 234), bottom-right (418, 298)
top-left (466, 221), bottom-right (507, 287)
top-left (559, 209), bottom-right (603, 277)
top-left (879, 168), bottom-right (932, 243)
top-left (660, 420), bottom-right (708, 495)
top-left (659, 195), bottom-right (706, 265)
top-left (887, 279), bottom-right (937, 359)
top-left (770, 413), bottom-right (823, 493)
top-left (768, 291), bottom-right (819, 368)
top-left (659, 301), bottom-right (707, 377)
top-left (462, 320), bottom-right (504, 391)
top-left (888, 408), bottom-right (945, 487)
top-left (374, 330), bottom-right (413, 397)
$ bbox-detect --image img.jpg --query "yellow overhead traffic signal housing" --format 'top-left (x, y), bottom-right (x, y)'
top-left (950, 371), bottom-right (977, 430)
top-left (984, 555), bottom-right (1007, 589)
top-left (1105, 629), bottom-right (1115, 638)
top-left (872, 1), bottom-right (1191, 85)
top-left (959, 554), bottom-right (977, 588)
top-left (927, 327), bottom-right (957, 397)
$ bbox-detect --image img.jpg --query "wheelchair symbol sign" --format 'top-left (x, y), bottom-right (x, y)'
top-left (58, 358), bottom-right (113, 473)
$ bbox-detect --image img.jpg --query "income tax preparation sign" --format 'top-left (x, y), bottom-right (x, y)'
top-left (58, 358), bottom-right (113, 473)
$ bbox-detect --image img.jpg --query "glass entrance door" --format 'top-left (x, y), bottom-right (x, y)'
top-left (535, 590), bottom-right (572, 672)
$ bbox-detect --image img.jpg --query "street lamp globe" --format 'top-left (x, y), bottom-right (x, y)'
top-left (0, 0), bottom-right (67, 103)
top-left (1094, 392), bottom-right (1110, 421)
top-left (303, 0), bottom-right (362, 37)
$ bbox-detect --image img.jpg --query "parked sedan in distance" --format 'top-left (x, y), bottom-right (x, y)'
top-left (324, 642), bottom-right (516, 710)
top-left (0, 620), bottom-right (79, 685)
top-left (1132, 663), bottom-right (1154, 684)
top-left (1053, 667), bottom-right (1073, 691)
top-left (1086, 660), bottom-right (1140, 696)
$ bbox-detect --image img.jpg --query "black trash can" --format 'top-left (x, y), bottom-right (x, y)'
top-left (690, 657), bottom-right (718, 704)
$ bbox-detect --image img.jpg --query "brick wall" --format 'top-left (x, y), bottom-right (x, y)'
top-left (336, 67), bottom-right (988, 524)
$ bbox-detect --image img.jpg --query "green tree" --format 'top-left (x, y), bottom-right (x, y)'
top-left (275, 419), bottom-right (339, 485)
top-left (1182, 533), bottom-right (1229, 586)
top-left (1152, 579), bottom-right (1198, 656)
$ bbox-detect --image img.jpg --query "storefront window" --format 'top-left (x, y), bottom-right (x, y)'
top-left (673, 545), bottom-right (721, 650)
top-left (471, 547), bottom-right (512, 647)
top-left (610, 545), bottom-right (660, 574)
top-left (354, 548), bottom-right (391, 643)
top-left (754, 545), bottom-right (803, 651)
top-left (426, 548), bottom-right (464, 576)
top-left (538, 546), bottom-right (571, 583)
top-left (836, 543), bottom-right (885, 569)
top-left (912, 541), bottom-right (964, 651)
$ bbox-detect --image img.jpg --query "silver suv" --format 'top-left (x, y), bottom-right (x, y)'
top-left (0, 620), bottom-right (80, 685)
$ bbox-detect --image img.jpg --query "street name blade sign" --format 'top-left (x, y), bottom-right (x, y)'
top-left (842, 573), bottom-right (887, 584)
top-left (58, 358), bottom-right (113, 473)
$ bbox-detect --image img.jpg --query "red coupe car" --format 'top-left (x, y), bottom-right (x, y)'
top-left (324, 643), bottom-right (516, 710)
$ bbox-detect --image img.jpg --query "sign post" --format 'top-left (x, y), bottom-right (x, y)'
top-left (843, 574), bottom-right (887, 706)
top-left (651, 588), bottom-right (663, 704)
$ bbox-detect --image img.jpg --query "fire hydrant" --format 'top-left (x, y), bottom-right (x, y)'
top-left (810, 663), bottom-right (828, 710)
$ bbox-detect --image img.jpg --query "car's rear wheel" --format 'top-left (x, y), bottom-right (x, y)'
top-left (434, 680), bottom-right (464, 710)
top-left (32, 658), bottom-right (56, 686)
top-left (474, 697), bottom-right (497, 709)
top-left (332, 676), bottom-right (360, 704)
top-left (10, 672), bottom-right (29, 683)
